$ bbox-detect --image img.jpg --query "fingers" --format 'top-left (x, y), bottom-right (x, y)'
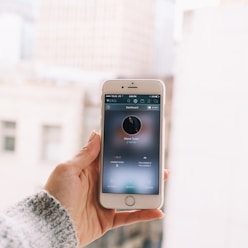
top-left (72, 131), bottom-right (101, 174)
top-left (113, 209), bottom-right (164, 229)
top-left (164, 169), bottom-right (169, 181)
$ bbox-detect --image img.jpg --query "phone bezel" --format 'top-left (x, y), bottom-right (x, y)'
top-left (100, 79), bottom-right (166, 209)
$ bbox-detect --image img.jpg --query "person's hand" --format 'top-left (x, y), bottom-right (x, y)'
top-left (44, 131), bottom-right (169, 247)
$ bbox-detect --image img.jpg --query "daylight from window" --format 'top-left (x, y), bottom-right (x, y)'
top-left (0, 0), bottom-right (248, 247)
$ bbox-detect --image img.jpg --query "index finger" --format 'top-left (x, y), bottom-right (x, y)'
top-left (72, 132), bottom-right (101, 174)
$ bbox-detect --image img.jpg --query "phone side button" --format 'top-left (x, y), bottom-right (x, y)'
top-left (125, 196), bottom-right (135, 206)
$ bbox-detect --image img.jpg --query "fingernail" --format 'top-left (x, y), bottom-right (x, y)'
top-left (88, 130), bottom-right (96, 142)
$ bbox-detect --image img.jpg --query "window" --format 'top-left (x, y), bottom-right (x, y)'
top-left (1, 121), bottom-right (16, 152)
top-left (42, 125), bottom-right (62, 161)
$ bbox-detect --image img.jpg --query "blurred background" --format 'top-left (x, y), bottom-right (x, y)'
top-left (0, 0), bottom-right (248, 247)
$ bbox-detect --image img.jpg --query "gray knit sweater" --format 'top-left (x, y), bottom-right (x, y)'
top-left (0, 191), bottom-right (78, 248)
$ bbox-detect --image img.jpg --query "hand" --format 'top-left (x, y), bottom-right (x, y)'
top-left (45, 131), bottom-right (169, 247)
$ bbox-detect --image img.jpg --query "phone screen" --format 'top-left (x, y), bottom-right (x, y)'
top-left (102, 94), bottom-right (161, 195)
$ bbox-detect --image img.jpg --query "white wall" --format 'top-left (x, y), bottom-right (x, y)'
top-left (164, 5), bottom-right (248, 248)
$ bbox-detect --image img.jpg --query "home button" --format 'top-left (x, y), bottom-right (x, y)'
top-left (125, 196), bottom-right (135, 206)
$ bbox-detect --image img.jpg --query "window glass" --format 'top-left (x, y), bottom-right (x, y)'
top-left (1, 121), bottom-right (16, 152)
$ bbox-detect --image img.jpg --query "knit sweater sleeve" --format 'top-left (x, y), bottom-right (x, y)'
top-left (0, 191), bottom-right (78, 248)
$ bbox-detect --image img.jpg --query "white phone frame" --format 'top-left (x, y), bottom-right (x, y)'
top-left (100, 79), bottom-right (166, 209)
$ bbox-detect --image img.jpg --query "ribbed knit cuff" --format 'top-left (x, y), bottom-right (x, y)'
top-left (4, 191), bottom-right (78, 248)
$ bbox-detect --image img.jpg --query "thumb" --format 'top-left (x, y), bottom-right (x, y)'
top-left (73, 131), bottom-right (101, 173)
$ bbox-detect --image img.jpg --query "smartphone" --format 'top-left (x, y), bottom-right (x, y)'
top-left (100, 79), bottom-right (165, 209)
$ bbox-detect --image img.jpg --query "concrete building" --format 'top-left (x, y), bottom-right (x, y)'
top-left (34, 0), bottom-right (156, 77)
top-left (154, 0), bottom-right (175, 76)
top-left (0, 79), bottom-right (85, 209)
top-left (0, 62), bottom-right (115, 210)
top-left (0, 0), bottom-right (35, 62)
top-left (164, 2), bottom-right (248, 248)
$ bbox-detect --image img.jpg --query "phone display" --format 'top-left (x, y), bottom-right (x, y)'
top-left (100, 79), bottom-right (165, 209)
top-left (102, 94), bottom-right (160, 195)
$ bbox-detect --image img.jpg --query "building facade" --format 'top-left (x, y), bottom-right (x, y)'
top-left (0, 77), bottom-right (86, 209)
top-left (34, 0), bottom-right (156, 77)
top-left (0, 0), bottom-right (35, 62)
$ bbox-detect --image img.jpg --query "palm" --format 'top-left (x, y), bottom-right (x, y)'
top-left (46, 159), bottom-right (115, 246)
top-left (75, 157), bottom-right (116, 245)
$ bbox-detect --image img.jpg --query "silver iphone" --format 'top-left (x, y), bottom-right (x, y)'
top-left (100, 79), bottom-right (165, 209)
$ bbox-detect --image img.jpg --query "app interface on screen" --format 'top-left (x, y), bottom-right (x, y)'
top-left (102, 94), bottom-right (161, 194)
